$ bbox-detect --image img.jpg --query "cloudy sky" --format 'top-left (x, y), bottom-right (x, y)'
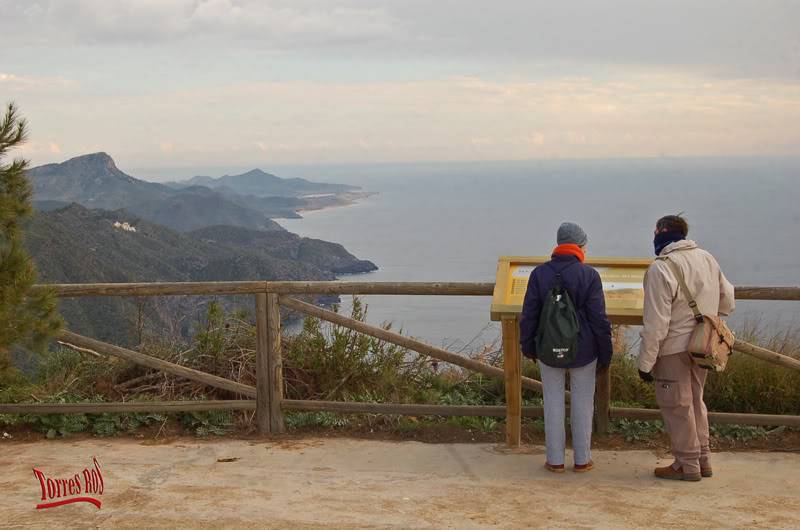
top-left (1, 0), bottom-right (798, 170)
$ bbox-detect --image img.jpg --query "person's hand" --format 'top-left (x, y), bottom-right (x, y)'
top-left (596, 362), bottom-right (610, 375)
top-left (638, 370), bottom-right (654, 383)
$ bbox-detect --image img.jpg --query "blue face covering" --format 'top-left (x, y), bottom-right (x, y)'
top-left (654, 231), bottom-right (685, 256)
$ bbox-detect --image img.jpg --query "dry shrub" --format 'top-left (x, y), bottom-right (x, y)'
top-left (282, 297), bottom-right (436, 403)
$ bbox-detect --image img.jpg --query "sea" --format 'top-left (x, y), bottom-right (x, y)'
top-left (274, 157), bottom-right (800, 351)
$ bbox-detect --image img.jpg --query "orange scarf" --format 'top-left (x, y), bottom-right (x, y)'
top-left (552, 243), bottom-right (585, 263)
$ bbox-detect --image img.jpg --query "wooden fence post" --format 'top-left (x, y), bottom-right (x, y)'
top-left (594, 364), bottom-right (611, 435)
top-left (255, 293), bottom-right (271, 435)
top-left (502, 316), bottom-right (522, 448)
top-left (267, 293), bottom-right (286, 433)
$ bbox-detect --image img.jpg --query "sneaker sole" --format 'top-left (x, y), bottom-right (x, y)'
top-left (573, 466), bottom-right (594, 473)
top-left (545, 466), bottom-right (566, 474)
top-left (701, 469), bottom-right (713, 478)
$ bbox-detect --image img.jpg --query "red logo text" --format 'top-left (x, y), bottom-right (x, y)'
top-left (32, 457), bottom-right (104, 509)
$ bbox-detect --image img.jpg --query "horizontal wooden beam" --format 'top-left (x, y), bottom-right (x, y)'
top-left (0, 400), bottom-right (255, 414)
top-left (733, 340), bottom-right (800, 371)
top-left (58, 330), bottom-right (257, 398)
top-left (735, 286), bottom-right (800, 301)
top-left (3, 398), bottom-right (796, 428)
top-left (34, 281), bottom-right (268, 297)
top-left (611, 407), bottom-right (800, 427)
top-left (266, 281), bottom-right (495, 295)
top-left (30, 281), bottom-right (800, 300)
top-left (279, 296), bottom-right (546, 394)
top-left (284, 401), bottom-right (800, 427)
top-left (282, 399), bottom-right (545, 417)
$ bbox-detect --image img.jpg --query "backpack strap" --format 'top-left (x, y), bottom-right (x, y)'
top-left (545, 260), bottom-right (580, 293)
top-left (656, 255), bottom-right (704, 323)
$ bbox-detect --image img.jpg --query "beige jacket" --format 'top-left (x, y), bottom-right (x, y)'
top-left (638, 240), bottom-right (735, 372)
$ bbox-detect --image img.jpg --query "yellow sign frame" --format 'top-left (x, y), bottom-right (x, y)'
top-left (490, 256), bottom-right (652, 325)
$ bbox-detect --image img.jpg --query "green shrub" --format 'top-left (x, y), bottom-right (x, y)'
top-left (29, 412), bottom-right (90, 439)
top-left (611, 418), bottom-right (664, 442)
top-left (179, 409), bottom-right (233, 436)
top-left (89, 412), bottom-right (167, 437)
top-left (285, 411), bottom-right (349, 429)
top-left (710, 424), bottom-right (768, 443)
top-left (705, 353), bottom-right (800, 415)
top-left (283, 297), bottom-right (435, 404)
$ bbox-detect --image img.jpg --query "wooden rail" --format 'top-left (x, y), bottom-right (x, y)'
top-left (5, 280), bottom-right (799, 443)
top-left (4, 400), bottom-right (799, 429)
top-left (733, 341), bottom-right (800, 371)
top-left (32, 281), bottom-right (800, 300)
top-left (58, 330), bottom-right (257, 398)
top-left (37, 281), bottom-right (269, 297)
top-left (0, 400), bottom-right (255, 414)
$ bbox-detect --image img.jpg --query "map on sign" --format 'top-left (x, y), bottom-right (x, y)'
top-left (491, 256), bottom-right (652, 324)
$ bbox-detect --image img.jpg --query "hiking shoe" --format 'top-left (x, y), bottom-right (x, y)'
top-left (545, 463), bottom-right (565, 474)
top-left (654, 464), bottom-right (701, 482)
top-left (701, 466), bottom-right (713, 478)
top-left (574, 460), bottom-right (594, 473)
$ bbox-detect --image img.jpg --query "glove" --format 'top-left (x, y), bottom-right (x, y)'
top-left (596, 362), bottom-right (610, 375)
top-left (638, 370), bottom-right (654, 383)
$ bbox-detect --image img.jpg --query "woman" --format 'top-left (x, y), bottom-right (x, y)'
top-left (519, 222), bottom-right (613, 473)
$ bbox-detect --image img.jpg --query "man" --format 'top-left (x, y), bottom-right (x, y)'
top-left (638, 215), bottom-right (735, 481)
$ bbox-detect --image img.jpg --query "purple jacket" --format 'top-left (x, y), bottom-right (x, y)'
top-left (519, 254), bottom-right (613, 368)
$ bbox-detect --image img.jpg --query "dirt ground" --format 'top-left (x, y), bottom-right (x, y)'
top-left (2, 437), bottom-right (799, 529)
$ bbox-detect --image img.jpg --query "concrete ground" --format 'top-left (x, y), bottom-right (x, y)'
top-left (1, 437), bottom-right (798, 529)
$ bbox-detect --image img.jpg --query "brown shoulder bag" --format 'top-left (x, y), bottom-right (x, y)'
top-left (657, 256), bottom-right (735, 372)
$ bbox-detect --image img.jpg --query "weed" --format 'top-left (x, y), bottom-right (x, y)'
top-left (447, 416), bottom-right (500, 433)
top-left (285, 411), bottom-right (349, 429)
top-left (611, 418), bottom-right (663, 443)
top-left (90, 412), bottom-right (167, 437)
top-left (710, 424), bottom-right (768, 442)
top-left (29, 413), bottom-right (90, 439)
top-left (179, 409), bottom-right (233, 436)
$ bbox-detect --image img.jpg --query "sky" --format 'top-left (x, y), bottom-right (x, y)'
top-left (1, 0), bottom-right (799, 172)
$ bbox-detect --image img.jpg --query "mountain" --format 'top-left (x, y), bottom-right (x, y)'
top-left (28, 153), bottom-right (294, 231)
top-left (28, 152), bottom-right (172, 207)
top-left (171, 168), bottom-right (359, 198)
top-left (23, 203), bottom-right (376, 345)
top-left (131, 184), bottom-right (284, 232)
top-left (190, 225), bottom-right (377, 275)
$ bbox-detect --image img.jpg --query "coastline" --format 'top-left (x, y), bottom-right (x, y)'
top-left (293, 191), bottom-right (377, 215)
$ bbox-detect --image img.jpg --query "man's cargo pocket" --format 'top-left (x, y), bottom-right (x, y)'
top-left (654, 378), bottom-right (691, 408)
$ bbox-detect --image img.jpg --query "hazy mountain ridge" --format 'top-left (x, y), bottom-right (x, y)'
top-left (27, 153), bottom-right (366, 231)
top-left (170, 168), bottom-right (358, 198)
top-left (23, 152), bottom-right (377, 345)
top-left (23, 203), bottom-right (376, 345)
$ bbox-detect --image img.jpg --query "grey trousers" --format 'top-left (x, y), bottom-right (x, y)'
top-left (653, 351), bottom-right (710, 475)
top-left (539, 359), bottom-right (597, 466)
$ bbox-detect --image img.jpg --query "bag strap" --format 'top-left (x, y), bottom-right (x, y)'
top-left (656, 256), bottom-right (704, 323)
top-left (545, 260), bottom-right (579, 292)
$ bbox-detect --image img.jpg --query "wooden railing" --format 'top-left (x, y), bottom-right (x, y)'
top-left (4, 281), bottom-right (800, 447)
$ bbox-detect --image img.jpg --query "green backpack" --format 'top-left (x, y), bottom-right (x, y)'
top-left (535, 264), bottom-right (580, 367)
